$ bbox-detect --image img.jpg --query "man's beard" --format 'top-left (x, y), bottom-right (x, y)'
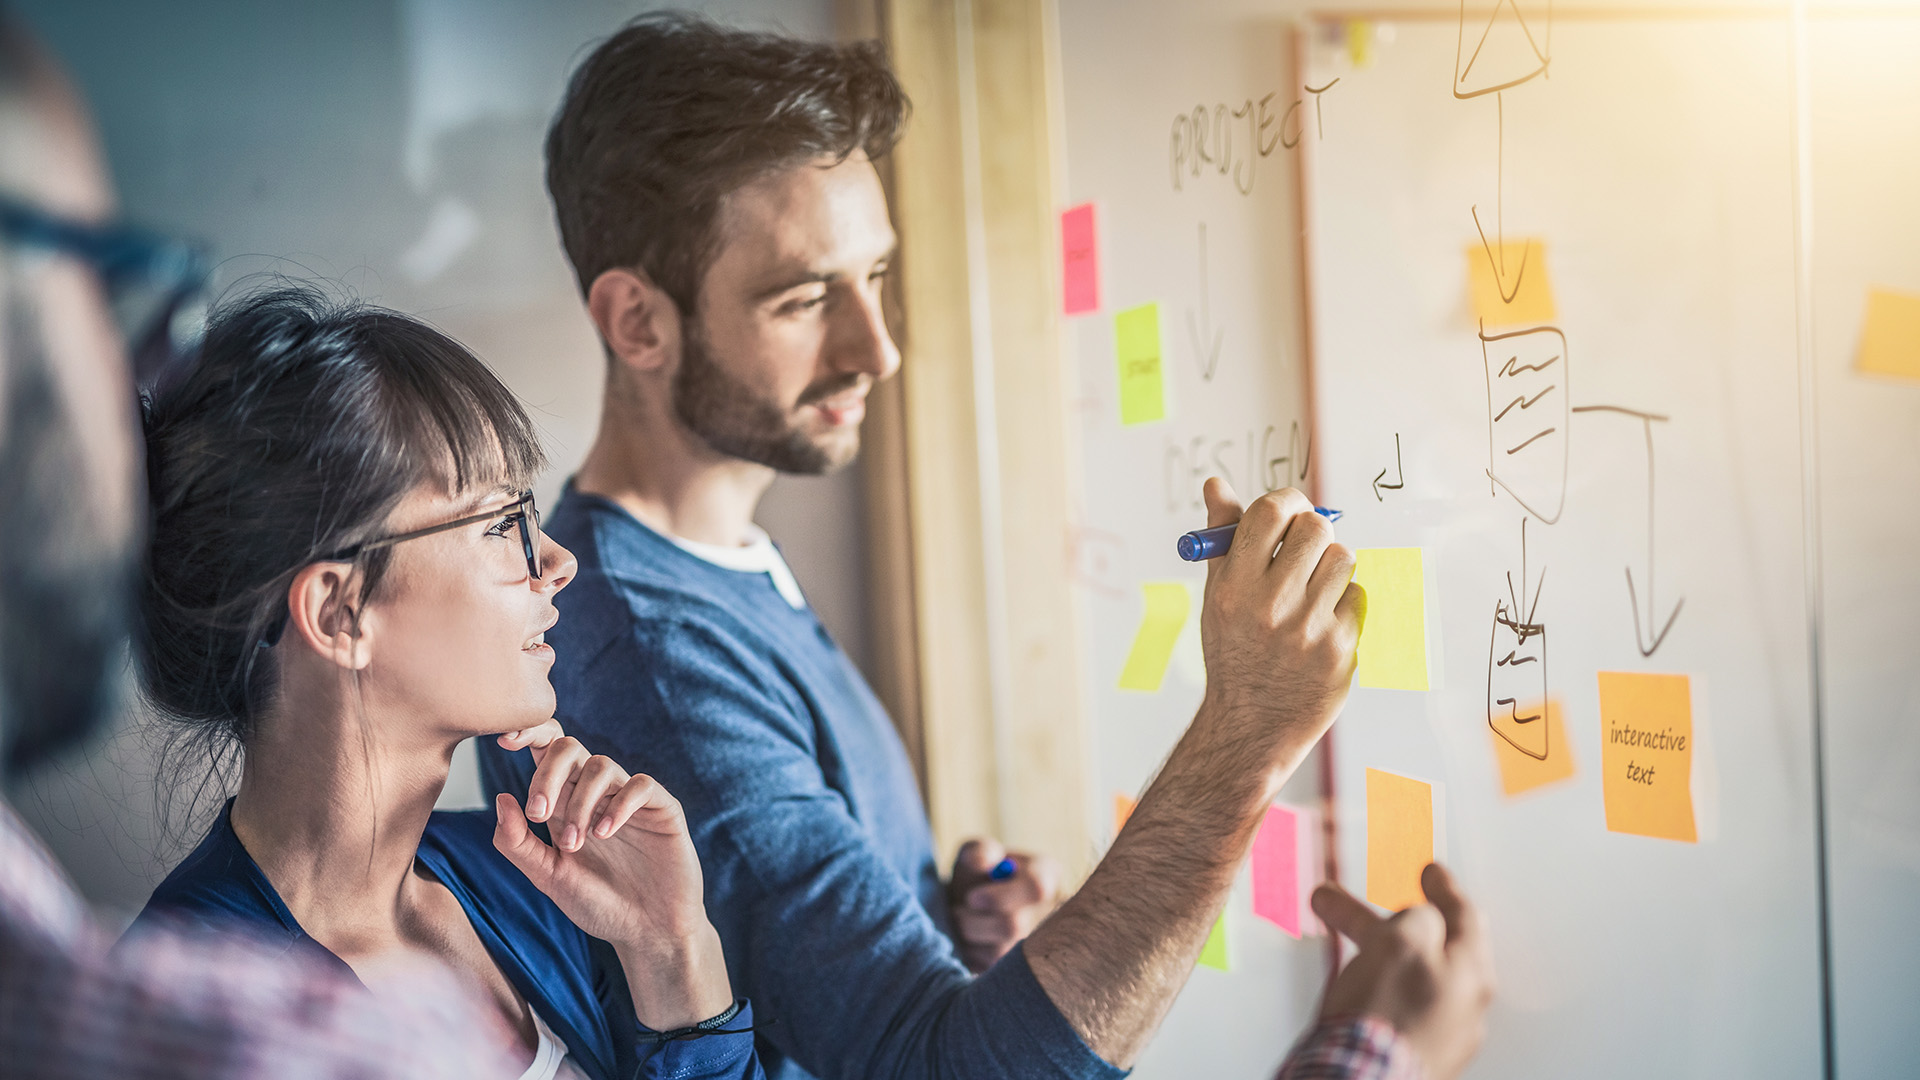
top-left (0, 290), bottom-right (133, 779)
top-left (671, 321), bottom-right (863, 476)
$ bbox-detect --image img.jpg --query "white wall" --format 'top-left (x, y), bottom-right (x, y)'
top-left (10, 0), bottom-right (855, 920)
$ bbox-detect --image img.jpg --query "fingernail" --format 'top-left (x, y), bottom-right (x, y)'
top-left (527, 794), bottom-right (548, 820)
top-left (561, 824), bottom-right (579, 850)
top-left (595, 817), bottom-right (613, 838)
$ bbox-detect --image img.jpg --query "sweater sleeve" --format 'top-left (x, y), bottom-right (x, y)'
top-left (564, 613), bottom-right (1124, 1080)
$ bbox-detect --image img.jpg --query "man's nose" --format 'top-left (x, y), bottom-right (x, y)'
top-left (829, 285), bottom-right (901, 380)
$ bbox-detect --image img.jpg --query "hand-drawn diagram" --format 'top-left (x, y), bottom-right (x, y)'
top-left (1373, 433), bottom-right (1405, 501)
top-left (1481, 323), bottom-right (1568, 524)
top-left (1487, 518), bottom-right (1550, 761)
top-left (1454, 0), bottom-right (1553, 100)
top-left (1572, 405), bottom-right (1685, 656)
top-left (1186, 222), bottom-right (1223, 381)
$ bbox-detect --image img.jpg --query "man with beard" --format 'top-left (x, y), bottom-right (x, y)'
top-left (0, 17), bottom-right (514, 1077)
top-left (482, 13), bottom-right (1493, 1080)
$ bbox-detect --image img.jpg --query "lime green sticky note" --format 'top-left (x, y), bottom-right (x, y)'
top-left (1115, 303), bottom-right (1165, 425)
top-left (1352, 548), bottom-right (1429, 691)
top-left (1117, 582), bottom-right (1190, 692)
top-left (1197, 911), bottom-right (1229, 971)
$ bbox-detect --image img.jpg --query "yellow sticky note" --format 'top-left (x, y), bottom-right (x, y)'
top-left (1857, 287), bottom-right (1920, 380)
top-left (1466, 238), bottom-right (1556, 328)
top-left (1197, 911), bottom-right (1229, 971)
top-left (1598, 672), bottom-right (1697, 842)
top-left (1113, 793), bottom-right (1137, 838)
top-left (1346, 20), bottom-right (1373, 67)
top-left (1115, 303), bottom-right (1166, 425)
top-left (1117, 583), bottom-right (1189, 692)
top-left (1365, 768), bottom-right (1433, 912)
top-left (1352, 548), bottom-right (1429, 691)
top-left (1491, 699), bottom-right (1576, 797)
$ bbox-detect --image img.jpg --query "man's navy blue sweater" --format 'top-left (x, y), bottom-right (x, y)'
top-left (480, 489), bottom-right (1122, 1080)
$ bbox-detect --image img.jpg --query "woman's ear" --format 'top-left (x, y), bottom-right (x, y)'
top-left (587, 266), bottom-right (680, 377)
top-left (284, 562), bottom-right (373, 671)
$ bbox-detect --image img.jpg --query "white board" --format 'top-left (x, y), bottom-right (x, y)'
top-left (1059, 4), bottom-right (1920, 1078)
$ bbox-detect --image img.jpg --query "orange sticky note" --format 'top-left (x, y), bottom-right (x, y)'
top-left (1466, 238), bottom-right (1556, 328)
top-left (1857, 287), bottom-right (1920, 380)
top-left (1113, 792), bottom-right (1137, 838)
top-left (1598, 672), bottom-right (1696, 842)
top-left (1490, 699), bottom-right (1576, 797)
top-left (1365, 769), bottom-right (1434, 912)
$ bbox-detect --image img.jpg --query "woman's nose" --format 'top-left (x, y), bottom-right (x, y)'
top-left (538, 535), bottom-right (577, 593)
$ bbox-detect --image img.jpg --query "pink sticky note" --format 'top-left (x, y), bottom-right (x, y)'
top-left (1251, 804), bottom-right (1302, 937)
top-left (1061, 203), bottom-right (1099, 315)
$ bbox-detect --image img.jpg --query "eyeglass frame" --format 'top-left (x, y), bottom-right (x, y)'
top-left (0, 191), bottom-right (211, 386)
top-left (259, 491), bottom-right (543, 649)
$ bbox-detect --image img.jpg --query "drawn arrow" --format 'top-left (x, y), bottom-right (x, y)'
top-left (1372, 433), bottom-right (1405, 501)
top-left (1573, 404), bottom-right (1684, 656)
top-left (1185, 222), bottom-right (1223, 381)
top-left (1470, 92), bottom-right (1533, 305)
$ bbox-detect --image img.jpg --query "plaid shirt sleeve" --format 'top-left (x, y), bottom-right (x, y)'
top-left (0, 802), bottom-right (515, 1080)
top-left (1274, 1015), bottom-right (1426, 1080)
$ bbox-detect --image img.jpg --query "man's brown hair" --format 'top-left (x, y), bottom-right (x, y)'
top-left (546, 11), bottom-right (908, 314)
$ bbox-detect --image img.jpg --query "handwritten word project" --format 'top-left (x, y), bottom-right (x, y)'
top-left (1060, 203), bottom-right (1099, 315)
top-left (1598, 671), bottom-right (1697, 843)
top-left (1856, 286), bottom-right (1920, 381)
top-left (1168, 81), bottom-right (1339, 196)
top-left (1352, 548), bottom-right (1430, 691)
top-left (1116, 582), bottom-right (1189, 692)
top-left (1115, 303), bottom-right (1167, 426)
top-left (1366, 768), bottom-right (1434, 912)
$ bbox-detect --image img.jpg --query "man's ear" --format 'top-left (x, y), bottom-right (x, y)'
top-left (284, 562), bottom-right (373, 672)
top-left (587, 267), bottom-right (680, 376)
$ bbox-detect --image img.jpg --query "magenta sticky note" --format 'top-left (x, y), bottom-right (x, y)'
top-left (1061, 203), bottom-right (1099, 315)
top-left (1251, 804), bottom-right (1302, 937)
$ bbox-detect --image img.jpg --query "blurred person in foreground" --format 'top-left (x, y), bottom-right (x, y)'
top-left (0, 17), bottom-right (515, 1078)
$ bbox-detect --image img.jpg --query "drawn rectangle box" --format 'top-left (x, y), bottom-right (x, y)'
top-left (1482, 324), bottom-right (1568, 523)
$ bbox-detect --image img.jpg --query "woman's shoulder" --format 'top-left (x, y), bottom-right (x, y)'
top-left (125, 800), bottom-right (303, 948)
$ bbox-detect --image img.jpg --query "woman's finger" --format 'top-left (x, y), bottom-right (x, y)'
top-left (593, 772), bottom-right (681, 840)
top-left (555, 755), bottom-right (626, 852)
top-left (523, 736), bottom-right (590, 823)
top-left (496, 718), bottom-right (565, 756)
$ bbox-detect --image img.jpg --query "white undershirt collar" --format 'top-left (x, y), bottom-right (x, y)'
top-left (666, 523), bottom-right (807, 610)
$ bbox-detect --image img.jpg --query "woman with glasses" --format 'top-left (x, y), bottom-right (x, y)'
top-left (126, 286), bottom-right (762, 1080)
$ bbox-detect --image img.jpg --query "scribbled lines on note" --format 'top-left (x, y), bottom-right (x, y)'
top-left (1482, 324), bottom-right (1568, 524)
top-left (1488, 519), bottom-right (1550, 760)
top-left (1454, 0), bottom-right (1553, 100)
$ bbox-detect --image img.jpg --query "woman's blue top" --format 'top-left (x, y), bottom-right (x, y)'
top-left (129, 801), bottom-right (763, 1080)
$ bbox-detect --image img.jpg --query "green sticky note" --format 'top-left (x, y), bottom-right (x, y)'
top-left (1117, 582), bottom-right (1190, 692)
top-left (1197, 911), bottom-right (1229, 971)
top-left (1352, 548), bottom-right (1429, 691)
top-left (1114, 303), bottom-right (1165, 425)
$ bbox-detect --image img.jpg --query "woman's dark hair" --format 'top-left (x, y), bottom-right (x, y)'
top-left (137, 285), bottom-right (544, 757)
top-left (545, 11), bottom-right (908, 313)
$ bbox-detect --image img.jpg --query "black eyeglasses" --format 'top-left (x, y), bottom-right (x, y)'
top-left (260, 492), bottom-right (543, 650)
top-left (328, 490), bottom-right (544, 581)
top-left (0, 192), bottom-right (210, 385)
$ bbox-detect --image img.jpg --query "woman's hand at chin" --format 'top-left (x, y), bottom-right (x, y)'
top-left (491, 720), bottom-right (734, 1031)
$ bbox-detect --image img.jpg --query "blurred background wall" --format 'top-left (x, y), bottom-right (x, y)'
top-left (10, 0), bottom-right (859, 923)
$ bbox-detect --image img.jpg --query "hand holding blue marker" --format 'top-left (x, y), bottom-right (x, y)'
top-left (1175, 506), bottom-right (1342, 561)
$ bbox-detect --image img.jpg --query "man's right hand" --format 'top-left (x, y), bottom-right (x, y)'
top-left (1311, 863), bottom-right (1497, 1080)
top-left (1194, 478), bottom-right (1365, 782)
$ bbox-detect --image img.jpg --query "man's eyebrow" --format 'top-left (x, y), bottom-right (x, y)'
top-left (747, 244), bottom-right (898, 304)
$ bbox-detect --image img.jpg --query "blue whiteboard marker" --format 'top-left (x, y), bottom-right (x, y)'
top-left (1175, 507), bottom-right (1343, 562)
